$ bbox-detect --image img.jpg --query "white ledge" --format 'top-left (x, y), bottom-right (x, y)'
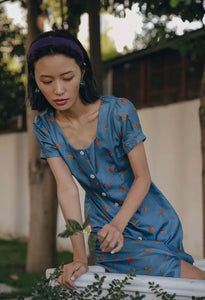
top-left (46, 260), bottom-right (205, 299)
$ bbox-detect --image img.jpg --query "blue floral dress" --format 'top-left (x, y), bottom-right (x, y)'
top-left (33, 96), bottom-right (194, 278)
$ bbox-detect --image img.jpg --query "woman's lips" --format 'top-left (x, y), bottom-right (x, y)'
top-left (54, 99), bottom-right (68, 105)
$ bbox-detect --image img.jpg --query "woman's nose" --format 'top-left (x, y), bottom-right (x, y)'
top-left (54, 81), bottom-right (64, 95)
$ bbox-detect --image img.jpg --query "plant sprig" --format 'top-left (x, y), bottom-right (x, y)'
top-left (58, 213), bottom-right (91, 238)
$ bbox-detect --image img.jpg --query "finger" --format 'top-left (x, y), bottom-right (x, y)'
top-left (72, 264), bottom-right (88, 281)
top-left (62, 275), bottom-right (77, 290)
top-left (100, 231), bottom-right (116, 251)
top-left (110, 238), bottom-right (124, 253)
top-left (97, 228), bottom-right (108, 243)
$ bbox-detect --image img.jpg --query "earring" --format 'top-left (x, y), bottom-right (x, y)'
top-left (80, 80), bottom-right (86, 87)
top-left (35, 87), bottom-right (40, 93)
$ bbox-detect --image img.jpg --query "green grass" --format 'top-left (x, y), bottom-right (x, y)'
top-left (0, 239), bottom-right (73, 299)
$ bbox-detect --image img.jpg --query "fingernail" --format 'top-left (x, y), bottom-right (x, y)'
top-left (111, 250), bottom-right (115, 254)
top-left (71, 276), bottom-right (75, 281)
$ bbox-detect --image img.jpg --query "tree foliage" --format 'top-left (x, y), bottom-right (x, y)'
top-left (0, 5), bottom-right (26, 131)
top-left (101, 0), bottom-right (204, 22)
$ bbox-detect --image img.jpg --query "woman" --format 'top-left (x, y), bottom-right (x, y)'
top-left (27, 29), bottom-right (205, 290)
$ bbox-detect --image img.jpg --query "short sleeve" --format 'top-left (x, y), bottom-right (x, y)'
top-left (33, 115), bottom-right (61, 159)
top-left (113, 98), bottom-right (146, 154)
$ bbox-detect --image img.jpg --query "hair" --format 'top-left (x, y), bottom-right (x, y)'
top-left (27, 30), bottom-right (100, 112)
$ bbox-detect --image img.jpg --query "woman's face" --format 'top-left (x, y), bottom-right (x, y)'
top-left (34, 54), bottom-right (83, 111)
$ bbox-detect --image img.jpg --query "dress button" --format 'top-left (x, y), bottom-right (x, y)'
top-left (102, 192), bottom-right (107, 197)
top-left (114, 202), bottom-right (119, 207)
top-left (138, 236), bottom-right (142, 240)
top-left (80, 151), bottom-right (85, 156)
top-left (90, 174), bottom-right (95, 179)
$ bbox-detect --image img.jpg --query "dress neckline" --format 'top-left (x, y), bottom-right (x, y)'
top-left (52, 97), bottom-right (103, 151)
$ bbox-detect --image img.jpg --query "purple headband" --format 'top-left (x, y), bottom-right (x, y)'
top-left (27, 36), bottom-right (84, 61)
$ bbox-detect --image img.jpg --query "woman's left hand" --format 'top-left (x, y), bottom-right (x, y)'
top-left (97, 223), bottom-right (124, 254)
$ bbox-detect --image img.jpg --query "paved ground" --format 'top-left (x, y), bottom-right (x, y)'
top-left (0, 283), bottom-right (31, 299)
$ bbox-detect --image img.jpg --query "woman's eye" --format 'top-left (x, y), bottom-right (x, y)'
top-left (42, 81), bottom-right (52, 85)
top-left (64, 77), bottom-right (73, 81)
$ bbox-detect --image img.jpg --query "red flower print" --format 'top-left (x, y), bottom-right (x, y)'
top-left (121, 98), bottom-right (127, 103)
top-left (135, 239), bottom-right (141, 243)
top-left (94, 181), bottom-right (99, 185)
top-left (159, 209), bottom-right (165, 215)
top-left (123, 145), bottom-right (126, 150)
top-left (146, 249), bottom-right (150, 254)
top-left (104, 205), bottom-right (109, 212)
top-left (127, 257), bottom-right (133, 263)
top-left (39, 131), bottom-right (45, 138)
top-left (105, 125), bottom-right (108, 130)
top-left (122, 115), bottom-right (127, 121)
top-left (91, 225), bottom-right (94, 229)
top-left (145, 266), bottom-right (152, 274)
top-left (80, 168), bottom-right (84, 172)
top-left (132, 220), bottom-right (138, 227)
top-left (68, 155), bottom-right (73, 160)
top-left (133, 108), bottom-right (137, 112)
top-left (48, 118), bottom-right (54, 123)
top-left (96, 163), bottom-right (99, 168)
top-left (100, 102), bottom-right (104, 107)
top-left (149, 226), bottom-right (155, 232)
top-left (86, 158), bottom-right (90, 162)
top-left (95, 140), bottom-right (100, 146)
top-left (123, 234), bottom-right (127, 238)
top-left (165, 255), bottom-right (170, 258)
top-left (122, 130), bottom-right (125, 137)
top-left (109, 151), bottom-right (114, 156)
top-left (101, 254), bottom-right (104, 260)
top-left (102, 214), bottom-right (107, 220)
top-left (115, 256), bottom-right (118, 260)
top-left (143, 206), bottom-right (147, 211)
top-left (135, 124), bottom-right (138, 129)
top-left (161, 228), bottom-right (165, 233)
top-left (106, 183), bottom-right (112, 188)
top-left (121, 171), bottom-right (124, 176)
top-left (45, 128), bottom-right (49, 132)
top-left (109, 167), bottom-right (115, 173)
top-left (84, 206), bottom-right (87, 210)
top-left (56, 143), bottom-right (61, 148)
top-left (155, 240), bottom-right (160, 244)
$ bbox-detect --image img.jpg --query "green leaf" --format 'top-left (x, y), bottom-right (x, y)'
top-left (170, 0), bottom-right (181, 8)
top-left (83, 213), bottom-right (91, 229)
top-left (67, 219), bottom-right (83, 231)
top-left (58, 229), bottom-right (74, 238)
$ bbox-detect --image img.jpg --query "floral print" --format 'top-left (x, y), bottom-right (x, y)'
top-left (33, 96), bottom-right (194, 278)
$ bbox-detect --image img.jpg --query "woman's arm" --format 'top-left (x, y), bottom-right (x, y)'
top-left (47, 157), bottom-right (88, 289)
top-left (98, 141), bottom-right (151, 253)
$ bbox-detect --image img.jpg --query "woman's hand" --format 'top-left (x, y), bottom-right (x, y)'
top-left (97, 223), bottom-right (124, 254)
top-left (57, 259), bottom-right (88, 290)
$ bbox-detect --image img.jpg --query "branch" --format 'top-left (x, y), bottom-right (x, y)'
top-left (0, 0), bottom-right (10, 4)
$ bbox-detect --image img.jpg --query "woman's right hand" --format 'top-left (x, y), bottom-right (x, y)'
top-left (56, 259), bottom-right (88, 290)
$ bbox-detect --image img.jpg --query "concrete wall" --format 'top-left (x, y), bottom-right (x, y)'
top-left (0, 99), bottom-right (203, 259)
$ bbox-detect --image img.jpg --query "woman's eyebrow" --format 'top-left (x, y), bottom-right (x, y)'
top-left (40, 70), bottom-right (74, 78)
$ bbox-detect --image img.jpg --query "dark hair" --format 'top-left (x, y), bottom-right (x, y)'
top-left (27, 30), bottom-right (100, 112)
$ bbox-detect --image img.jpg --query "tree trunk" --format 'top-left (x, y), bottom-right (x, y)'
top-left (26, 0), bottom-right (58, 273)
top-left (199, 61), bottom-right (205, 258)
top-left (87, 0), bottom-right (103, 93)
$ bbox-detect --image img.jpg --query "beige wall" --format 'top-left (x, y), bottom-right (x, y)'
top-left (0, 99), bottom-right (203, 259)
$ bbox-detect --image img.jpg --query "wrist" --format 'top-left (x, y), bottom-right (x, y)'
top-left (73, 256), bottom-right (88, 264)
top-left (110, 216), bottom-right (128, 233)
